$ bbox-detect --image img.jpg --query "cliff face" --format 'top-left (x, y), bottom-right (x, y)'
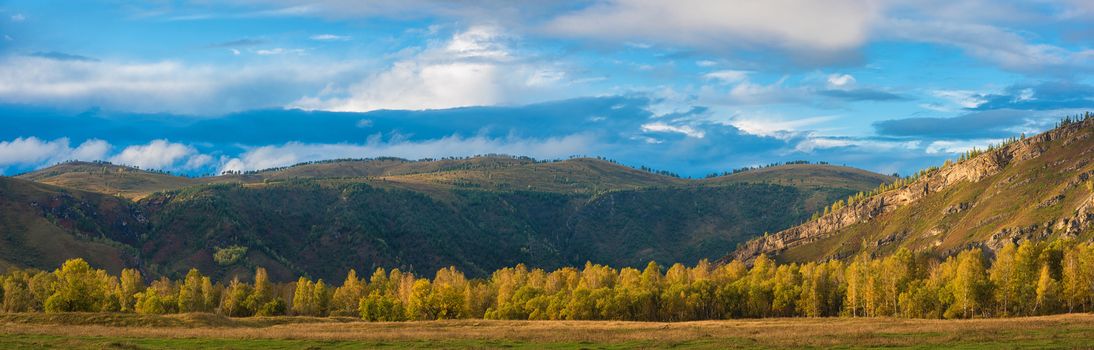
top-left (726, 117), bottom-right (1094, 263)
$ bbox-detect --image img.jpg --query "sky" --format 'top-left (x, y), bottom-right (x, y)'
top-left (0, 0), bottom-right (1092, 177)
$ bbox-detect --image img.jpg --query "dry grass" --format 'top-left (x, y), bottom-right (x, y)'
top-left (1, 313), bottom-right (1093, 349)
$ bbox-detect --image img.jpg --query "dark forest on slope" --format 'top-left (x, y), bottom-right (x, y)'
top-left (1, 157), bottom-right (892, 282)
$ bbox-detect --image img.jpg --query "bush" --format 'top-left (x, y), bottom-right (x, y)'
top-left (213, 245), bottom-right (248, 266)
top-left (256, 298), bottom-right (286, 316)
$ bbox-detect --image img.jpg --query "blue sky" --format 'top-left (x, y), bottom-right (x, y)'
top-left (0, 1), bottom-right (1091, 177)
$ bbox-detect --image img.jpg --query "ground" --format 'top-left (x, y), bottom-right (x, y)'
top-left (0, 313), bottom-right (1093, 349)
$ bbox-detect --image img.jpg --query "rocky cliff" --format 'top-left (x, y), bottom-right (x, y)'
top-left (726, 116), bottom-right (1094, 263)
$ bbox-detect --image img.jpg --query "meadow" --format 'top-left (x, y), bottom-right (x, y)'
top-left (0, 312), bottom-right (1093, 349)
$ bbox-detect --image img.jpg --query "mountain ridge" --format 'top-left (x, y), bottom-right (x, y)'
top-left (6, 155), bottom-right (895, 281)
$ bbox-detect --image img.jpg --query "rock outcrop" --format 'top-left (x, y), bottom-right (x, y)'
top-left (725, 118), bottom-right (1093, 263)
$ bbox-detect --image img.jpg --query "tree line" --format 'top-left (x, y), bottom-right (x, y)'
top-left (3, 239), bottom-right (1094, 320)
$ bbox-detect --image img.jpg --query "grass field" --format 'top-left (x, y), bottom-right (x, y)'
top-left (0, 313), bottom-right (1093, 349)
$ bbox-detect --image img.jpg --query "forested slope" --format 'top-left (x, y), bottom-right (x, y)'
top-left (6, 157), bottom-right (893, 281)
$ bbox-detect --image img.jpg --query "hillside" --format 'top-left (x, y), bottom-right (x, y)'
top-left (0, 177), bottom-right (146, 272)
top-left (5, 156), bottom-right (894, 281)
top-left (727, 115), bottom-right (1094, 264)
top-left (16, 161), bottom-right (199, 199)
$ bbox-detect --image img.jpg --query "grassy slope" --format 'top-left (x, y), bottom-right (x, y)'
top-left (0, 177), bottom-right (145, 273)
top-left (15, 162), bottom-right (199, 200)
top-left (0, 313), bottom-right (1092, 349)
top-left (771, 122), bottom-right (1094, 263)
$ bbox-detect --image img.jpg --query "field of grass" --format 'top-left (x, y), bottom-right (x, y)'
top-left (1, 313), bottom-right (1092, 349)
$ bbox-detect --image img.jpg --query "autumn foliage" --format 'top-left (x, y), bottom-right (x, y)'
top-left (3, 239), bottom-right (1094, 320)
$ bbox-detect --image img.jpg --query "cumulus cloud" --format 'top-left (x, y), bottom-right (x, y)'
top-left (110, 140), bottom-right (209, 170)
top-left (0, 137), bottom-right (110, 173)
top-left (0, 137), bottom-right (103, 165)
top-left (0, 136), bottom-right (218, 173)
top-left (729, 115), bottom-right (837, 139)
top-left (826, 74), bottom-right (855, 88)
top-left (291, 25), bottom-right (579, 112)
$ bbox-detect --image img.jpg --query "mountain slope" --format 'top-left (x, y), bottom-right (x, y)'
top-left (0, 177), bottom-right (147, 273)
top-left (727, 116), bottom-right (1094, 264)
top-left (7, 156), bottom-right (894, 281)
top-left (16, 161), bottom-right (199, 199)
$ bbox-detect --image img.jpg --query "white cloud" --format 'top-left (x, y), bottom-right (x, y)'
top-left (218, 134), bottom-right (597, 173)
top-left (309, 34), bottom-right (351, 41)
top-left (640, 122), bottom-right (705, 138)
top-left (730, 114), bottom-right (836, 139)
top-left (703, 70), bottom-right (749, 84)
top-left (696, 60), bottom-right (718, 67)
top-left (291, 25), bottom-right (579, 112)
top-left (110, 140), bottom-right (202, 170)
top-left (10, 14), bottom-right (24, 22)
top-left (70, 139), bottom-right (112, 161)
top-left (0, 137), bottom-right (74, 165)
top-left (0, 55), bottom-right (358, 114)
top-left (826, 74), bottom-right (855, 88)
top-left (724, 78), bottom-right (799, 105)
top-left (925, 139), bottom-right (1004, 154)
top-left (880, 18), bottom-right (1094, 73)
top-left (546, 0), bottom-right (879, 55)
top-left (794, 136), bottom-right (919, 153)
top-left (931, 89), bottom-right (987, 109)
top-left (0, 137), bottom-right (111, 173)
top-left (255, 47), bottom-right (307, 55)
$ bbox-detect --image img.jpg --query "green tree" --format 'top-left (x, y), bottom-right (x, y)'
top-left (44, 259), bottom-right (108, 313)
top-left (135, 288), bottom-right (167, 314)
top-left (950, 249), bottom-right (990, 318)
top-left (245, 267), bottom-right (273, 312)
top-left (292, 277), bottom-right (316, 316)
top-left (118, 269), bottom-right (144, 313)
top-left (331, 269), bottom-right (365, 316)
top-left (221, 277), bottom-right (253, 317)
top-left (178, 268), bottom-right (205, 313)
top-left (2, 271), bottom-right (34, 312)
top-left (1035, 264), bottom-right (1060, 315)
top-left (989, 242), bottom-right (1018, 316)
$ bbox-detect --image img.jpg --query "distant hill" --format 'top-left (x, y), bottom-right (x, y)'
top-left (5, 156), bottom-right (893, 281)
top-left (726, 115), bottom-right (1094, 264)
top-left (16, 161), bottom-right (199, 199)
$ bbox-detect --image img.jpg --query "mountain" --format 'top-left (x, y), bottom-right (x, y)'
top-left (0, 177), bottom-right (146, 272)
top-left (726, 115), bottom-right (1094, 264)
top-left (5, 156), bottom-right (893, 281)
